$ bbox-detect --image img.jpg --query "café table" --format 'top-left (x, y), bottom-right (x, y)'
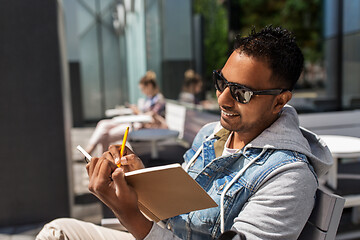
top-left (112, 114), bottom-right (152, 124)
top-left (319, 135), bottom-right (360, 190)
top-left (105, 107), bottom-right (134, 117)
top-left (128, 128), bottom-right (179, 159)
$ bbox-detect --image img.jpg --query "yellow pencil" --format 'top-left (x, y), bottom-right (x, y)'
top-left (118, 126), bottom-right (129, 167)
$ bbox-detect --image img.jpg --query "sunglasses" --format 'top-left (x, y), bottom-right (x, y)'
top-left (213, 70), bottom-right (288, 104)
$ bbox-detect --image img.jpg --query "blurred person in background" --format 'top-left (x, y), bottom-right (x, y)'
top-left (179, 69), bottom-right (218, 110)
top-left (85, 70), bottom-right (166, 155)
top-left (178, 69), bottom-right (203, 105)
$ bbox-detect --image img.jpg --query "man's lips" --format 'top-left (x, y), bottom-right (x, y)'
top-left (221, 110), bottom-right (240, 117)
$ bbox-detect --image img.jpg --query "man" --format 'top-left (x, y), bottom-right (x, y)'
top-left (37, 26), bottom-right (332, 240)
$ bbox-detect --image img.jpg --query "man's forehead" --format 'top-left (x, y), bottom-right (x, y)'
top-left (229, 50), bottom-right (270, 67)
top-left (222, 51), bottom-right (273, 86)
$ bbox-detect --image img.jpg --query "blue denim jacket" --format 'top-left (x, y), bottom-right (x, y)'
top-left (143, 106), bottom-right (333, 240)
top-left (165, 122), bottom-right (315, 240)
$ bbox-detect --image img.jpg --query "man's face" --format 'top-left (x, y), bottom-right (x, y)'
top-left (217, 51), bottom-right (282, 136)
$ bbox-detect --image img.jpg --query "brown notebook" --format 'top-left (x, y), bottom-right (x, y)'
top-left (124, 163), bottom-right (218, 222)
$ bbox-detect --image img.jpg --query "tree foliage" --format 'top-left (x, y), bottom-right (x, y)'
top-left (229, 0), bottom-right (323, 63)
top-left (193, 0), bottom-right (229, 82)
top-left (194, 0), bottom-right (323, 77)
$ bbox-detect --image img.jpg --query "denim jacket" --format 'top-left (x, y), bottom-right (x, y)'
top-left (145, 105), bottom-right (333, 240)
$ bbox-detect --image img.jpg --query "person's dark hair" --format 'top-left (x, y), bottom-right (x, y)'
top-left (234, 26), bottom-right (304, 90)
top-left (139, 70), bottom-right (157, 88)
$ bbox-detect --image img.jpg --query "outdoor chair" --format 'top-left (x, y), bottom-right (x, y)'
top-left (215, 187), bottom-right (345, 240)
top-left (298, 187), bottom-right (345, 240)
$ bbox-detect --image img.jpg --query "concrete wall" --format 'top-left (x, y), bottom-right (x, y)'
top-left (161, 0), bottom-right (193, 100)
top-left (0, 0), bottom-right (73, 225)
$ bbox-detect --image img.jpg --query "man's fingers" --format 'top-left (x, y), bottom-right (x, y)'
top-left (120, 153), bottom-right (141, 166)
top-left (102, 151), bottom-right (114, 162)
top-left (88, 158), bottom-right (118, 194)
top-left (112, 168), bottom-right (128, 191)
top-left (87, 157), bottom-right (99, 177)
top-left (108, 145), bottom-right (121, 164)
top-left (98, 159), bottom-right (118, 181)
top-left (119, 156), bottom-right (129, 166)
top-left (92, 156), bottom-right (105, 178)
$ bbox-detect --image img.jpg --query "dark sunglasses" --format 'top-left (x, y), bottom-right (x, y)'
top-left (213, 70), bottom-right (288, 104)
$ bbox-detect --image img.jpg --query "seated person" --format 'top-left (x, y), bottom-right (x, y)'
top-left (178, 69), bottom-right (203, 105)
top-left (179, 69), bottom-right (218, 110)
top-left (37, 26), bottom-right (333, 240)
top-left (85, 70), bottom-right (166, 155)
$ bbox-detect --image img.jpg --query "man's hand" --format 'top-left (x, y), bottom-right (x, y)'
top-left (107, 144), bottom-right (145, 173)
top-left (86, 151), bottom-right (152, 239)
top-left (86, 157), bottom-right (139, 216)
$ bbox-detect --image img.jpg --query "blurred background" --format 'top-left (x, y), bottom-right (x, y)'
top-left (62, 0), bottom-right (359, 123)
top-left (1, 0), bottom-right (360, 239)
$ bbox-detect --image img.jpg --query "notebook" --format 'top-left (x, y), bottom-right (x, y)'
top-left (76, 145), bottom-right (217, 222)
top-left (124, 163), bottom-right (218, 222)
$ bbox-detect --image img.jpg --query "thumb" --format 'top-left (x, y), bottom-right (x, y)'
top-left (112, 168), bottom-right (128, 191)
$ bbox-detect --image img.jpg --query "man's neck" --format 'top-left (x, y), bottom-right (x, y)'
top-left (230, 129), bottom-right (264, 149)
top-left (229, 113), bottom-right (280, 149)
top-left (229, 132), bottom-right (246, 149)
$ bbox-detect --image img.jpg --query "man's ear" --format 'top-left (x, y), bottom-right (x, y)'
top-left (272, 91), bottom-right (292, 114)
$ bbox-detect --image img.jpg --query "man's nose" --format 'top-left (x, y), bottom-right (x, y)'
top-left (217, 87), bottom-right (235, 106)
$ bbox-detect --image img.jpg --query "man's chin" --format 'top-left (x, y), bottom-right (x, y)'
top-left (220, 118), bottom-right (245, 132)
top-left (220, 118), bottom-right (234, 131)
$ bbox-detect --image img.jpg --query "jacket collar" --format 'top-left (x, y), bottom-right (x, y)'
top-left (214, 128), bottom-right (231, 157)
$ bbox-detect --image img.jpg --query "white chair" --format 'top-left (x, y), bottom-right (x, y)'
top-left (163, 101), bottom-right (187, 140)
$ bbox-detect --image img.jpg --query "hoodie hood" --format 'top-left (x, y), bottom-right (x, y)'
top-left (246, 105), bottom-right (333, 177)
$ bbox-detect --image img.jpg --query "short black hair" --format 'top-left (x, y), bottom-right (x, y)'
top-left (234, 26), bottom-right (304, 90)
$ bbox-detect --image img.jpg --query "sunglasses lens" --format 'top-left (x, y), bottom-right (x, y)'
top-left (213, 70), bottom-right (253, 104)
top-left (214, 72), bottom-right (226, 91)
top-left (232, 87), bottom-right (252, 104)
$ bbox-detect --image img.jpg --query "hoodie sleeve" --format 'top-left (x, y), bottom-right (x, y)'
top-left (143, 222), bottom-right (181, 240)
top-left (230, 161), bottom-right (317, 240)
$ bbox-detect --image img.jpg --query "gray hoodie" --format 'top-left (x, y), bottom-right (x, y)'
top-left (144, 105), bottom-right (333, 240)
top-left (248, 104), bottom-right (333, 177)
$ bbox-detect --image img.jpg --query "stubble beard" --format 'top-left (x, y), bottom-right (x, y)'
top-left (220, 116), bottom-right (247, 133)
